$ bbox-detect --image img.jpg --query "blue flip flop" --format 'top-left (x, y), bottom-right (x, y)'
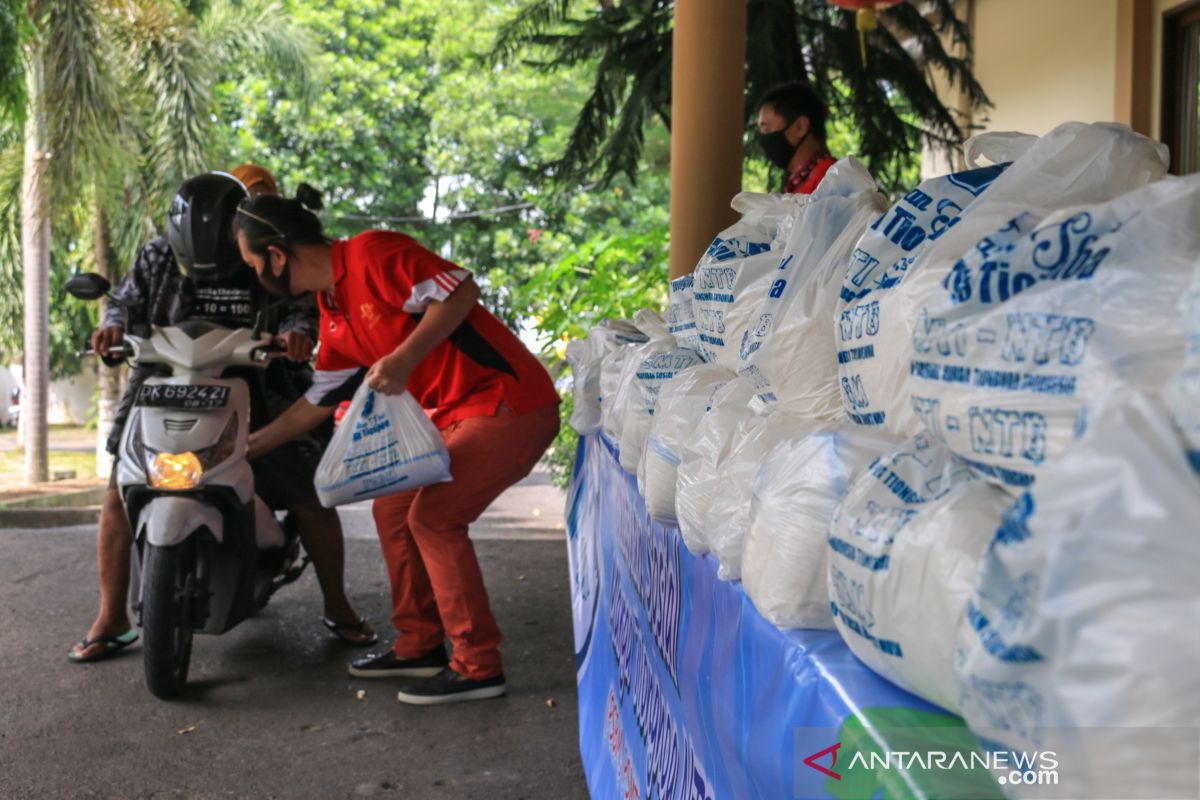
top-left (67, 630), bottom-right (139, 663)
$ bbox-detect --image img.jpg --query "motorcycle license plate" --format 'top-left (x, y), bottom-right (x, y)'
top-left (135, 384), bottom-right (230, 410)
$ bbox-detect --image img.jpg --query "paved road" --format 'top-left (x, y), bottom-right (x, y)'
top-left (0, 472), bottom-right (586, 800)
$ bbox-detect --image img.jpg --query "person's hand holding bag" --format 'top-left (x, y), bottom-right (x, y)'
top-left (366, 352), bottom-right (414, 396)
top-left (366, 277), bottom-right (482, 395)
top-left (313, 383), bottom-right (452, 507)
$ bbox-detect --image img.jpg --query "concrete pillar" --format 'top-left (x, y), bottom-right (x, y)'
top-left (1115, 0), bottom-right (1153, 135)
top-left (668, 0), bottom-right (747, 280)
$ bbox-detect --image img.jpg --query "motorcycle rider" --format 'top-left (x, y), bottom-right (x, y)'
top-left (69, 169), bottom-right (374, 662)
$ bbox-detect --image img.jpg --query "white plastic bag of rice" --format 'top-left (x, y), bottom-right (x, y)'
top-left (599, 310), bottom-right (669, 443)
top-left (618, 346), bottom-right (704, 474)
top-left (1165, 265), bottom-right (1200, 473)
top-left (691, 193), bottom-right (805, 369)
top-left (740, 424), bottom-right (898, 629)
top-left (825, 433), bottom-right (1012, 713)
top-left (859, 122), bottom-right (1166, 441)
top-left (737, 158), bottom-right (887, 419)
top-left (668, 274), bottom-right (701, 352)
top-left (638, 363), bottom-right (735, 525)
top-left (674, 377), bottom-right (759, 555)
top-left (315, 386), bottom-right (452, 507)
top-left (902, 172), bottom-right (1200, 490)
top-left (566, 318), bottom-right (645, 435)
top-left (703, 411), bottom-right (819, 581)
top-left (956, 390), bottom-right (1200, 799)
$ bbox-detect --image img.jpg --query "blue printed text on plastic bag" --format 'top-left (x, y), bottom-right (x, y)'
top-left (905, 175), bottom-right (1200, 488)
top-left (314, 386), bottom-right (452, 507)
top-left (667, 275), bottom-right (701, 353)
top-left (836, 164), bottom-right (1008, 428)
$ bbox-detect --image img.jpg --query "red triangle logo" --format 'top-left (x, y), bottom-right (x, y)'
top-left (803, 742), bottom-right (842, 781)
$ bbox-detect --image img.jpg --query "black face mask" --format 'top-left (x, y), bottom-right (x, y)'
top-left (256, 259), bottom-right (299, 299)
top-left (759, 127), bottom-right (807, 171)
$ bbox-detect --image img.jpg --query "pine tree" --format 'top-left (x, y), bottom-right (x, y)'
top-left (494, 0), bottom-right (990, 193)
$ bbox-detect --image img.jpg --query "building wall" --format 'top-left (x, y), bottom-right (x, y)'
top-left (4, 364), bottom-right (96, 426)
top-left (970, 0), bottom-right (1119, 136)
top-left (50, 370), bottom-right (96, 426)
top-left (922, 0), bottom-right (1195, 178)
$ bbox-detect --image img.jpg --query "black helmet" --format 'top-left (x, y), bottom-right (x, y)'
top-left (167, 172), bottom-right (248, 282)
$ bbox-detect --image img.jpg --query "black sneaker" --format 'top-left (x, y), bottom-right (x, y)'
top-left (395, 667), bottom-right (507, 705)
top-left (347, 645), bottom-right (449, 679)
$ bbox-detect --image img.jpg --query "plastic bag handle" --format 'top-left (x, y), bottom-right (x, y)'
top-left (963, 131), bottom-right (1038, 169)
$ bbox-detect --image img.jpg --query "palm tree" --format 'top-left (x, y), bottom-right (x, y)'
top-left (494, 0), bottom-right (990, 193)
top-left (5, 0), bottom-right (315, 483)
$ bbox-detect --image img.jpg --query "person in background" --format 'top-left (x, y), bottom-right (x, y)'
top-left (231, 163), bottom-right (278, 197)
top-left (234, 189), bottom-right (560, 705)
top-left (756, 81), bottom-right (838, 195)
top-left (69, 167), bottom-right (374, 663)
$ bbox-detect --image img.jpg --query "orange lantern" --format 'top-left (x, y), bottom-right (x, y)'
top-left (829, 0), bottom-right (906, 67)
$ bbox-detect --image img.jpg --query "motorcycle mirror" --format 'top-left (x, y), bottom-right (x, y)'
top-left (64, 272), bottom-right (112, 301)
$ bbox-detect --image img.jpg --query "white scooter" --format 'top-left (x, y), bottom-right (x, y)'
top-left (68, 273), bottom-right (307, 699)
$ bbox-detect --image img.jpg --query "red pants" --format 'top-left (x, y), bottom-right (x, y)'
top-left (371, 403), bottom-right (560, 679)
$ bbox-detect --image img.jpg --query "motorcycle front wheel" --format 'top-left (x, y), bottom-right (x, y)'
top-left (141, 540), bottom-right (197, 699)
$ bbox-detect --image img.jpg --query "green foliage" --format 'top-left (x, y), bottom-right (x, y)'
top-left (0, 0), bottom-right (316, 379)
top-left (506, 179), bottom-right (668, 351)
top-left (217, 0), bottom-right (436, 232)
top-left (495, 0), bottom-right (990, 194)
top-left (40, 0), bottom-right (121, 201)
top-left (821, 86), bottom-right (924, 199)
top-left (216, 0), bottom-right (672, 344)
top-left (495, 0), bottom-right (672, 184)
top-left (531, 201), bottom-right (670, 490)
top-left (215, 0), bottom-right (675, 486)
top-left (0, 139), bottom-right (20, 353)
top-left (107, 0), bottom-right (318, 233)
top-left (0, 0), bottom-right (25, 123)
top-left (0, 149), bottom-right (96, 376)
top-left (505, 179), bottom-right (668, 490)
top-left (48, 247), bottom-right (97, 382)
top-left (544, 388), bottom-right (576, 489)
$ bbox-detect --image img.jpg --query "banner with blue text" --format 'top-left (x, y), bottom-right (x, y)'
top-left (566, 435), bottom-right (976, 800)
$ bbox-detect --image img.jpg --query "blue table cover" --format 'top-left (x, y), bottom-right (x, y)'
top-left (566, 434), bottom-right (996, 800)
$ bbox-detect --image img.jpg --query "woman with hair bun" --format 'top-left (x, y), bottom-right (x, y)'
top-left (235, 188), bottom-right (559, 705)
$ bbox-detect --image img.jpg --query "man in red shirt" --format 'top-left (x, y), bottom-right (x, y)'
top-left (236, 192), bottom-right (560, 705)
top-left (755, 82), bottom-right (838, 195)
top-left (305, 230), bottom-right (560, 428)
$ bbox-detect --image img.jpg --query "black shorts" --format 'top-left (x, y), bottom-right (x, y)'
top-left (251, 439), bottom-right (322, 510)
top-left (109, 439), bottom-right (321, 512)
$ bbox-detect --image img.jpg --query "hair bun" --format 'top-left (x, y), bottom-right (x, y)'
top-left (295, 182), bottom-right (324, 211)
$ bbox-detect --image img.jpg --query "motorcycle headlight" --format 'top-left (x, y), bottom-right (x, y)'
top-left (148, 451), bottom-right (203, 490)
top-left (143, 414), bottom-right (239, 490)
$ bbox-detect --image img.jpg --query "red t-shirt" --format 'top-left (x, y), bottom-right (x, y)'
top-left (784, 153), bottom-right (837, 195)
top-left (306, 230), bottom-right (559, 429)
